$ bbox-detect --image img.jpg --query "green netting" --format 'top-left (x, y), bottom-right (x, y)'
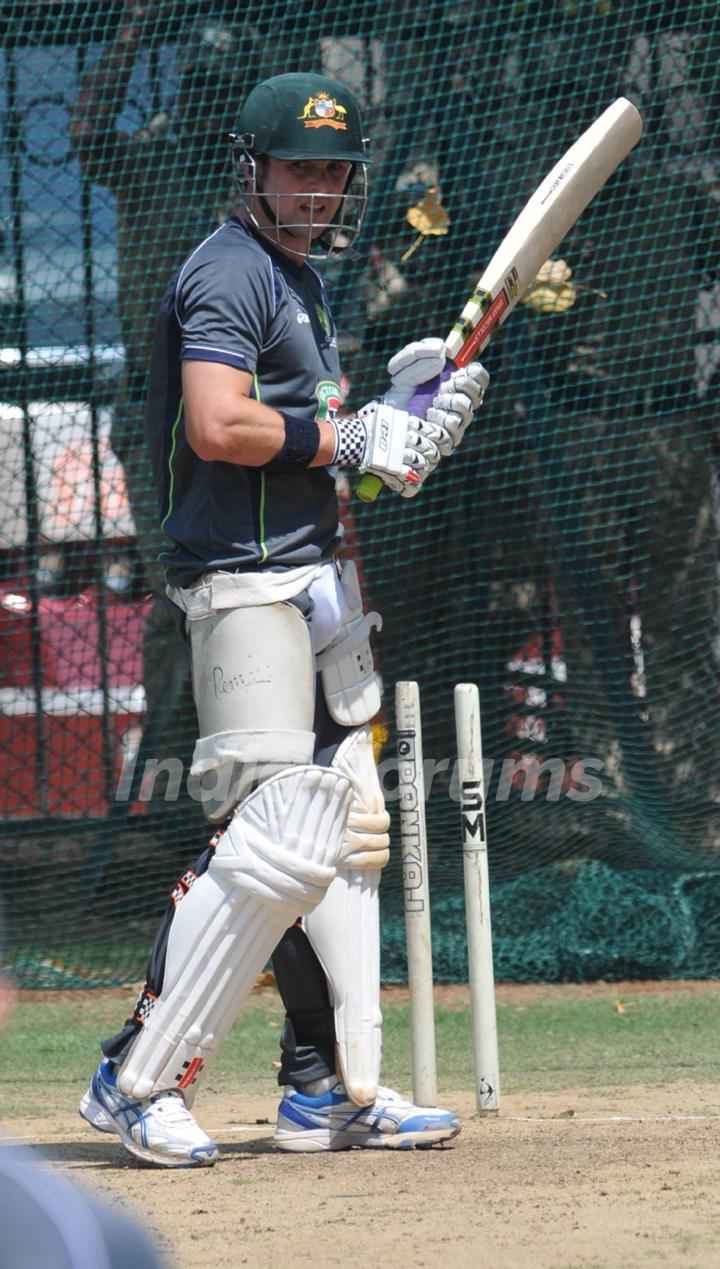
top-left (2, 1), bottom-right (720, 988)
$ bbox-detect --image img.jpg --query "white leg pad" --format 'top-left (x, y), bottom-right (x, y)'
top-left (303, 726), bottom-right (390, 1106)
top-left (304, 866), bottom-right (382, 1107)
top-left (117, 765), bottom-right (352, 1101)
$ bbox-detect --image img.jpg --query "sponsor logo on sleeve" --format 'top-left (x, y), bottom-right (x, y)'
top-left (315, 379), bottom-right (343, 421)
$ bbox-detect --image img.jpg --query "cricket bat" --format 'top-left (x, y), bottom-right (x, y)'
top-left (356, 96), bottom-right (643, 503)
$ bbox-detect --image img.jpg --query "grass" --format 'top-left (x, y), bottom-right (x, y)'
top-left (1, 983), bottom-right (719, 1120)
top-left (384, 987), bottom-right (720, 1093)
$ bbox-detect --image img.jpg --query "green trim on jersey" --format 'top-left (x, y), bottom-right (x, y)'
top-left (258, 473), bottom-right (269, 563)
top-left (252, 373), bottom-right (269, 563)
top-left (149, 219), bottom-right (342, 586)
top-left (161, 395), bottom-right (185, 531)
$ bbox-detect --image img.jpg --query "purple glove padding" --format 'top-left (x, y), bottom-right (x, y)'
top-left (406, 362), bottom-right (455, 419)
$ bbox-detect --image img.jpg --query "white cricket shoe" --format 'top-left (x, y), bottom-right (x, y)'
top-left (275, 1080), bottom-right (460, 1152)
top-left (79, 1060), bottom-right (218, 1168)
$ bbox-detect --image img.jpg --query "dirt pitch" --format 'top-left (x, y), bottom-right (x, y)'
top-left (6, 984), bottom-right (720, 1268)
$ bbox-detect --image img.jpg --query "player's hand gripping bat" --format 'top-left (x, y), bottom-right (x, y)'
top-left (356, 96), bottom-right (643, 503)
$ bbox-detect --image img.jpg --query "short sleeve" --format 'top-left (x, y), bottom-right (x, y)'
top-left (176, 239), bottom-right (275, 374)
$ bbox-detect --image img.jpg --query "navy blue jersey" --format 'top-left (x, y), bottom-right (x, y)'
top-left (144, 218), bottom-right (344, 586)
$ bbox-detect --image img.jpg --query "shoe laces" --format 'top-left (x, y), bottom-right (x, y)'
top-left (375, 1085), bottom-right (412, 1108)
top-left (148, 1092), bottom-right (196, 1125)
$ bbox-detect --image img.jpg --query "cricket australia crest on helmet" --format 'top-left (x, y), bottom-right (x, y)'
top-left (232, 72), bottom-right (369, 163)
top-left (298, 92), bottom-right (348, 131)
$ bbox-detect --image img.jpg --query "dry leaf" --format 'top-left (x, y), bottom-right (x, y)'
top-left (372, 722), bottom-right (389, 762)
top-left (521, 256), bottom-right (608, 313)
top-left (406, 187), bottom-right (451, 237)
top-left (613, 999), bottom-right (634, 1014)
top-left (402, 187), bottom-right (451, 261)
top-left (521, 281), bottom-right (577, 314)
top-left (536, 257), bottom-right (573, 284)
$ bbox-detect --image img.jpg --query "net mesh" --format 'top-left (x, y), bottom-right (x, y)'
top-left (2, 1), bottom-right (720, 987)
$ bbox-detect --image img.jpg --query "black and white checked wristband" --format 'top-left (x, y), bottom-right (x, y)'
top-left (331, 416), bottom-right (368, 469)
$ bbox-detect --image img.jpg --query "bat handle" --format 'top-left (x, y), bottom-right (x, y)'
top-left (356, 472), bottom-right (384, 502)
top-left (355, 363), bottom-right (454, 504)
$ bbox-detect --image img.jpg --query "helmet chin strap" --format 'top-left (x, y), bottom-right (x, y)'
top-left (258, 195), bottom-right (280, 226)
top-left (253, 172), bottom-right (309, 252)
top-left (255, 180), bottom-right (281, 230)
top-left (255, 188), bottom-right (324, 263)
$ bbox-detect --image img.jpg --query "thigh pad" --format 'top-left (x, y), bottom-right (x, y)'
top-left (188, 601), bottom-right (315, 820)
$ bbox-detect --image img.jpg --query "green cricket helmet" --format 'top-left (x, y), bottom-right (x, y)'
top-left (233, 72), bottom-right (369, 163)
top-left (230, 72), bottom-right (370, 259)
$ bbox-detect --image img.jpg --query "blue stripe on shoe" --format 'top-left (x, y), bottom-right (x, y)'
top-left (93, 1065), bottom-right (143, 1127)
top-left (278, 1100), bottom-right (322, 1129)
top-left (92, 1071), bottom-right (117, 1111)
top-left (362, 1105), bottom-right (389, 1130)
top-left (284, 1089), bottom-right (347, 1109)
top-left (396, 1113), bottom-right (458, 1132)
top-left (99, 1060), bottom-right (117, 1086)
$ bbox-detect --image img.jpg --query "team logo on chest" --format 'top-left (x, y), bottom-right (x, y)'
top-left (315, 304), bottom-right (332, 337)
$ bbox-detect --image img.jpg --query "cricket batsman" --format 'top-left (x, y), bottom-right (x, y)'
top-left (79, 72), bottom-right (488, 1165)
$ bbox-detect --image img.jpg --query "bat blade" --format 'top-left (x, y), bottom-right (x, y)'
top-left (356, 96), bottom-right (642, 502)
top-left (448, 96), bottom-right (642, 367)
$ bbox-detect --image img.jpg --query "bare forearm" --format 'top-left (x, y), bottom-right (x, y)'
top-left (185, 395), bottom-right (336, 467)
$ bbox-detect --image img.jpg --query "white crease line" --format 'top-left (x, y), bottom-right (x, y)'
top-left (6, 1124), bottom-right (273, 1144)
top-left (213, 1124), bottom-right (273, 1133)
top-left (507, 1114), bottom-right (720, 1123)
top-left (8, 1116), bottom-right (720, 1145)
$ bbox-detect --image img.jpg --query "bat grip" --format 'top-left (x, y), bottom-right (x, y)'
top-left (356, 364), bottom-right (454, 503)
top-left (356, 472), bottom-right (384, 503)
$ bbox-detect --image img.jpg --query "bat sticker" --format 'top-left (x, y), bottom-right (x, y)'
top-left (505, 267), bottom-right (519, 299)
top-left (457, 290), bottom-right (510, 365)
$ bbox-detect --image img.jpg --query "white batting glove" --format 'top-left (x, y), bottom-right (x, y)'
top-left (331, 401), bottom-right (441, 499)
top-left (385, 337), bottom-right (447, 403)
top-left (426, 362), bottom-right (489, 456)
top-left (383, 338), bottom-right (488, 457)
